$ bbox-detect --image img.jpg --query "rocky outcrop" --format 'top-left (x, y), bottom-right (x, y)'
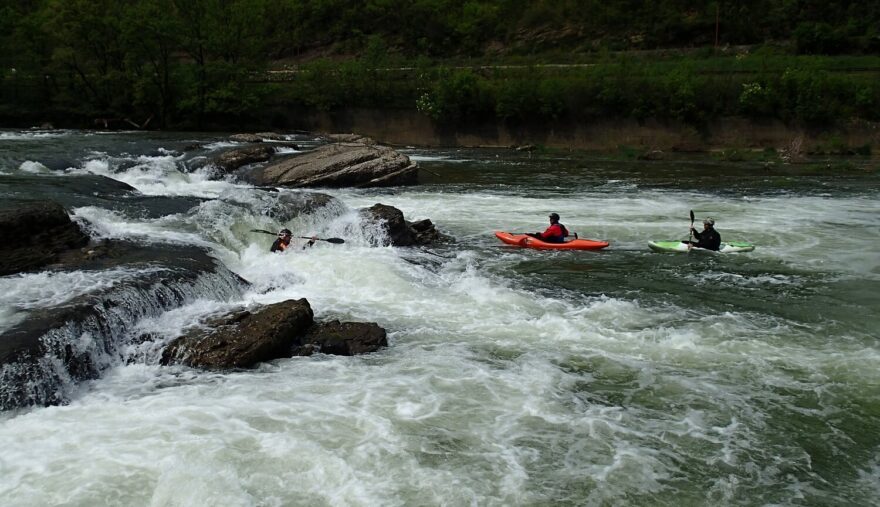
top-left (229, 132), bottom-right (288, 143)
top-left (248, 142), bottom-right (418, 188)
top-left (0, 201), bottom-right (90, 276)
top-left (359, 203), bottom-right (450, 246)
top-left (257, 190), bottom-right (339, 223)
top-left (0, 242), bottom-right (248, 410)
top-left (161, 299), bottom-right (314, 369)
top-left (161, 300), bottom-right (388, 369)
top-left (211, 144), bottom-right (275, 173)
top-left (323, 133), bottom-right (376, 145)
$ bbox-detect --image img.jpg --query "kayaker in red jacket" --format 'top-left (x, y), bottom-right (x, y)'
top-left (529, 213), bottom-right (570, 243)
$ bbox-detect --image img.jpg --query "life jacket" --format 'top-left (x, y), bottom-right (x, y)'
top-left (543, 223), bottom-right (568, 243)
top-left (272, 238), bottom-right (290, 252)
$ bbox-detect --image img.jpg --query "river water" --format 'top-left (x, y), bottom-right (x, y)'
top-left (0, 130), bottom-right (878, 506)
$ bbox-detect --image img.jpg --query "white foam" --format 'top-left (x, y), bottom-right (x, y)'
top-left (0, 267), bottom-right (161, 334)
top-left (17, 161), bottom-right (50, 174)
top-left (0, 130), bottom-right (69, 140)
top-left (70, 154), bottom-right (249, 198)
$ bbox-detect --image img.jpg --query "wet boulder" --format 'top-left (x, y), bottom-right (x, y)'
top-left (211, 144), bottom-right (275, 174)
top-left (160, 300), bottom-right (389, 369)
top-left (258, 190), bottom-right (339, 223)
top-left (0, 200), bottom-right (90, 276)
top-left (161, 299), bottom-right (314, 369)
top-left (359, 203), bottom-right (450, 246)
top-left (248, 141), bottom-right (418, 188)
top-left (293, 320), bottom-right (387, 356)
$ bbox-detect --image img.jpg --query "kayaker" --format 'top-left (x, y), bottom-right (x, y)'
top-left (270, 229), bottom-right (317, 252)
top-left (270, 229), bottom-right (293, 252)
top-left (529, 213), bottom-right (571, 243)
top-left (686, 217), bottom-right (721, 251)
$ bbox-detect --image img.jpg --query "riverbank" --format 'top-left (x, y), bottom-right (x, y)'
top-left (266, 107), bottom-right (879, 156)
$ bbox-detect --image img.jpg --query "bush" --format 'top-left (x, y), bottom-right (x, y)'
top-left (794, 22), bottom-right (848, 55)
top-left (417, 69), bottom-right (492, 122)
top-left (739, 82), bottom-right (775, 118)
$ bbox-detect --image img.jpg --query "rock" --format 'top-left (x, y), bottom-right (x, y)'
top-left (295, 320), bottom-right (387, 356)
top-left (161, 299), bottom-right (314, 369)
top-left (254, 132), bottom-right (287, 141)
top-left (637, 149), bottom-right (665, 161)
top-left (0, 201), bottom-right (90, 276)
top-left (359, 203), bottom-right (450, 246)
top-left (229, 133), bottom-right (264, 143)
top-left (229, 132), bottom-right (286, 143)
top-left (323, 133), bottom-right (375, 145)
top-left (259, 191), bottom-right (339, 223)
top-left (38, 158), bottom-right (78, 172)
top-left (160, 300), bottom-right (388, 368)
top-left (409, 218), bottom-right (446, 245)
top-left (248, 142), bottom-right (418, 188)
top-left (211, 144), bottom-right (275, 174)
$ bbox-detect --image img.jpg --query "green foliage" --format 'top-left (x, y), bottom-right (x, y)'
top-left (794, 22), bottom-right (847, 55)
top-left (739, 82), bottom-right (775, 118)
top-left (2, 0), bottom-right (880, 128)
top-left (417, 69), bottom-right (491, 122)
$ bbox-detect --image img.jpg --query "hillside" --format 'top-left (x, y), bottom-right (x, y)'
top-left (1, 1), bottom-right (879, 132)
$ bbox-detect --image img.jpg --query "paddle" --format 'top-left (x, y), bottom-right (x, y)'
top-left (250, 229), bottom-right (345, 244)
top-left (687, 209), bottom-right (695, 252)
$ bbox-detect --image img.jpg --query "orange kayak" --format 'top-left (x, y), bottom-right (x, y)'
top-left (494, 231), bottom-right (609, 250)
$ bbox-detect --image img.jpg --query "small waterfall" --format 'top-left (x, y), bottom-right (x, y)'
top-left (0, 263), bottom-right (246, 411)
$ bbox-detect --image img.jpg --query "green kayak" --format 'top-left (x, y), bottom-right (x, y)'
top-left (648, 240), bottom-right (756, 253)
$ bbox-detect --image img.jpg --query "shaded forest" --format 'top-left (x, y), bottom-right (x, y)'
top-left (1, 0), bottom-right (879, 129)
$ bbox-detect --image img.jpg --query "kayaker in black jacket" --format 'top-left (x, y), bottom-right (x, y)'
top-left (270, 229), bottom-right (293, 252)
top-left (685, 217), bottom-right (721, 251)
top-left (270, 228), bottom-right (316, 252)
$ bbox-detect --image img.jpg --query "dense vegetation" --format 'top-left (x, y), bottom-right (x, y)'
top-left (1, 0), bottom-right (879, 129)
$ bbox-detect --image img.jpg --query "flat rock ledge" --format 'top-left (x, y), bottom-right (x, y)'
top-left (211, 144), bottom-right (276, 173)
top-left (0, 201), bottom-right (89, 276)
top-left (249, 141), bottom-right (417, 188)
top-left (161, 299), bottom-right (387, 369)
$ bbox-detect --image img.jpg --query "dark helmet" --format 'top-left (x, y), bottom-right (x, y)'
top-left (279, 228), bottom-right (292, 237)
top-left (549, 213), bottom-right (560, 221)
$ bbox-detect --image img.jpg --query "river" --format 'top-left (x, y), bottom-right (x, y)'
top-left (1, 129), bottom-right (878, 506)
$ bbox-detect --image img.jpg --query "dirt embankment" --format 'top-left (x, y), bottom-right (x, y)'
top-left (270, 107), bottom-right (879, 154)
